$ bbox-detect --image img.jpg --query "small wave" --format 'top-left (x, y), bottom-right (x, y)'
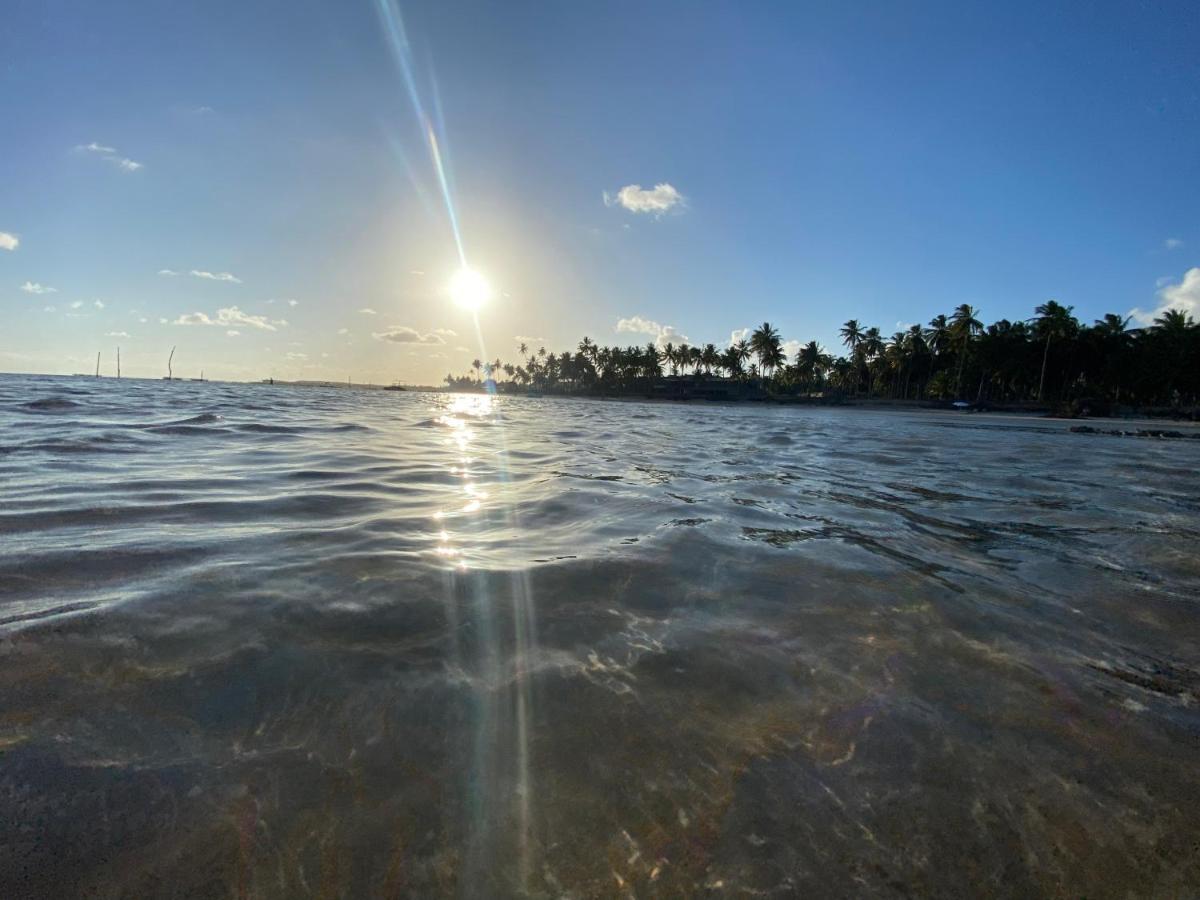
top-left (145, 424), bottom-right (233, 437)
top-left (235, 423), bottom-right (300, 434)
top-left (23, 397), bottom-right (79, 411)
top-left (169, 413), bottom-right (222, 425)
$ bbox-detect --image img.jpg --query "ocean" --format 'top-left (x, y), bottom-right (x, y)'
top-left (1, 373), bottom-right (1198, 897)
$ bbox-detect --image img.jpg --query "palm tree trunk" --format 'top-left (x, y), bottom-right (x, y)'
top-left (1037, 334), bottom-right (1051, 401)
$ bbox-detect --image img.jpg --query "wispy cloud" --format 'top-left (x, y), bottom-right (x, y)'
top-left (93, 299), bottom-right (106, 309)
top-left (158, 269), bottom-right (179, 276)
top-left (372, 326), bottom-right (446, 344)
top-left (1164, 238), bottom-right (1184, 250)
top-left (337, 327), bottom-right (350, 335)
top-left (105, 331), bottom-right (129, 337)
top-left (21, 281), bottom-right (56, 294)
top-left (190, 269), bottom-right (241, 283)
top-left (69, 301), bottom-right (84, 309)
top-left (287, 299), bottom-right (299, 307)
top-left (227, 330), bottom-right (240, 337)
top-left (433, 328), bottom-right (457, 337)
top-left (514, 334), bottom-right (545, 345)
top-left (76, 142), bottom-right (143, 172)
top-left (615, 315), bottom-right (689, 346)
top-left (1130, 268), bottom-right (1200, 326)
top-left (43, 306), bottom-right (56, 313)
top-left (604, 183), bottom-right (685, 216)
top-left (0, 232), bottom-right (18, 251)
top-left (358, 307), bottom-right (378, 315)
top-left (173, 305), bottom-right (285, 331)
top-left (286, 352), bottom-right (307, 360)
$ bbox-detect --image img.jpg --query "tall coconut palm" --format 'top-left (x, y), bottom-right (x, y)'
top-left (700, 343), bottom-right (719, 374)
top-left (840, 319), bottom-right (863, 352)
top-left (750, 322), bottom-right (784, 377)
top-left (950, 304), bottom-right (983, 396)
top-left (1032, 300), bottom-right (1076, 401)
top-left (662, 341), bottom-right (678, 375)
top-left (924, 315), bottom-right (951, 358)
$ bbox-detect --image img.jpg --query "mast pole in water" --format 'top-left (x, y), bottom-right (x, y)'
top-left (117, 346), bottom-right (121, 379)
top-left (95, 352), bottom-right (100, 378)
top-left (168, 346), bottom-right (175, 380)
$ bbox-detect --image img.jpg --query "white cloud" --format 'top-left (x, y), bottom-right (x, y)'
top-left (93, 299), bottom-right (106, 309)
top-left (358, 307), bottom-right (378, 315)
top-left (604, 183), bottom-right (684, 216)
top-left (69, 301), bottom-right (83, 309)
top-left (781, 340), bottom-right (802, 360)
top-left (1130, 268), bottom-right (1200, 326)
top-left (455, 345), bottom-right (472, 353)
top-left (138, 317), bottom-right (148, 323)
top-left (433, 328), bottom-right (457, 337)
top-left (615, 315), bottom-right (689, 347)
top-left (1165, 238), bottom-right (1184, 250)
top-left (728, 327), bottom-right (751, 345)
top-left (227, 330), bottom-right (240, 337)
top-left (372, 326), bottom-right (446, 344)
top-left (0, 232), bottom-right (18, 251)
top-left (190, 269), bottom-right (241, 283)
top-left (21, 281), bottom-right (56, 294)
top-left (409, 269), bottom-right (425, 276)
top-left (105, 331), bottom-right (129, 337)
top-left (287, 299), bottom-right (299, 307)
top-left (286, 352), bottom-right (307, 360)
top-left (158, 268), bottom-right (179, 276)
top-left (76, 142), bottom-right (142, 172)
top-left (514, 335), bottom-right (545, 345)
top-left (43, 306), bottom-right (56, 313)
top-left (174, 305), bottom-right (284, 331)
top-left (336, 327), bottom-right (349, 335)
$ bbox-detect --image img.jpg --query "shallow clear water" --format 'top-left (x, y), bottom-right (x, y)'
top-left (1, 373), bottom-right (1198, 897)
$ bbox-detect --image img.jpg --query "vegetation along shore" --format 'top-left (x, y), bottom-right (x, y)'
top-left (445, 302), bottom-right (1200, 417)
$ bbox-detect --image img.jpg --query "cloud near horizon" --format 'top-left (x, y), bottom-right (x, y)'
top-left (1129, 267), bottom-right (1200, 326)
top-left (616, 315), bottom-right (689, 347)
top-left (372, 326), bottom-right (446, 345)
top-left (21, 281), bottom-right (56, 294)
top-left (190, 269), bottom-right (241, 283)
top-left (0, 232), bottom-right (18, 251)
top-left (604, 183), bottom-right (684, 215)
top-left (174, 306), bottom-right (285, 331)
top-left (358, 308), bottom-right (378, 315)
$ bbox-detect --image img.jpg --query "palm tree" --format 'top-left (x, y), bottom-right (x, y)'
top-left (518, 341), bottom-right (529, 360)
top-left (925, 315), bottom-right (951, 358)
top-left (840, 319), bottom-right (863, 353)
top-left (700, 343), bottom-right (719, 375)
top-left (662, 341), bottom-right (678, 375)
top-left (1032, 300), bottom-right (1076, 401)
top-left (1153, 308), bottom-right (1193, 336)
top-left (750, 322), bottom-right (784, 377)
top-left (950, 304), bottom-right (983, 397)
top-left (471, 358), bottom-right (482, 380)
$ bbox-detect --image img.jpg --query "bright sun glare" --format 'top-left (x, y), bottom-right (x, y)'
top-left (449, 267), bottom-right (492, 311)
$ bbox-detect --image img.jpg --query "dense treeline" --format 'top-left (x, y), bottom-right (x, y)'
top-left (446, 303), bottom-right (1200, 410)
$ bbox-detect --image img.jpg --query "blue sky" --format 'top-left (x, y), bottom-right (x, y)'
top-left (2, 0), bottom-right (1197, 381)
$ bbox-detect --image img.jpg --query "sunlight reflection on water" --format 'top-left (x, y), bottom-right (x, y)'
top-left (0, 375), bottom-right (1198, 897)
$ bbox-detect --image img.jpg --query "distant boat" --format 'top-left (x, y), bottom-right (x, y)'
top-left (384, 382), bottom-right (406, 391)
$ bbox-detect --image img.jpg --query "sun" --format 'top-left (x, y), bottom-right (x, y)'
top-left (448, 267), bottom-right (492, 311)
